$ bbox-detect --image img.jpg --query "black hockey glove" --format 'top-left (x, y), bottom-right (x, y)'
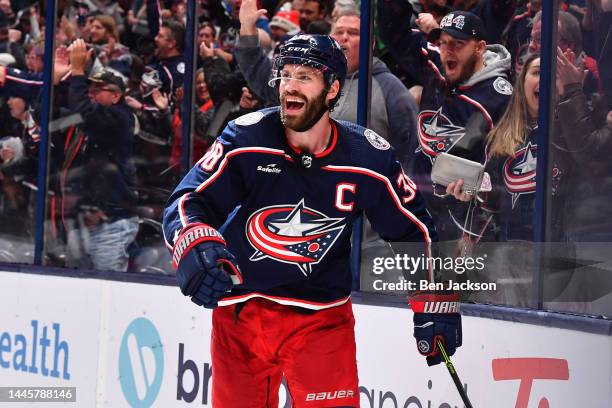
top-left (172, 223), bottom-right (243, 309)
top-left (409, 291), bottom-right (462, 366)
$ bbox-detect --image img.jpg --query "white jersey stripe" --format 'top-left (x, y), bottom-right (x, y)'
top-left (219, 293), bottom-right (351, 310)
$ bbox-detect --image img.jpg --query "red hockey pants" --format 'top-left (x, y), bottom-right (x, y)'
top-left (211, 298), bottom-right (360, 407)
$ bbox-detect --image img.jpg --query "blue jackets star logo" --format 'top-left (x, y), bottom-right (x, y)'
top-left (417, 108), bottom-right (465, 161)
top-left (246, 199), bottom-right (346, 275)
top-left (504, 141), bottom-right (537, 208)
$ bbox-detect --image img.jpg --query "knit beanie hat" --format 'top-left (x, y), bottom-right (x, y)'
top-left (269, 10), bottom-right (300, 34)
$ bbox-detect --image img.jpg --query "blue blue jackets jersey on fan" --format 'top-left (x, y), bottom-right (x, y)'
top-left (0, 66), bottom-right (44, 102)
top-left (145, 55), bottom-right (185, 95)
top-left (486, 127), bottom-right (567, 242)
top-left (163, 107), bottom-right (436, 309)
top-left (378, 0), bottom-right (512, 241)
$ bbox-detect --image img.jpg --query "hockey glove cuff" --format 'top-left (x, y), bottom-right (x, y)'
top-left (409, 291), bottom-right (462, 366)
top-left (172, 223), bottom-right (243, 308)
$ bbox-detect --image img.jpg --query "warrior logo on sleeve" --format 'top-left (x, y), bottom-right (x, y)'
top-left (246, 199), bottom-right (346, 275)
top-left (417, 108), bottom-right (465, 162)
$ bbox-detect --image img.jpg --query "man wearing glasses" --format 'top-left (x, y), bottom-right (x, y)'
top-left (164, 35), bottom-right (461, 406)
top-left (63, 39), bottom-right (138, 273)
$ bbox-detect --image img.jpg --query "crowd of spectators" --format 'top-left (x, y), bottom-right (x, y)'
top-left (0, 0), bottom-right (610, 311)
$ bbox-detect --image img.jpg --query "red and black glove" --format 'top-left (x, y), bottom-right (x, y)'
top-left (172, 223), bottom-right (243, 309)
top-left (409, 291), bottom-right (462, 366)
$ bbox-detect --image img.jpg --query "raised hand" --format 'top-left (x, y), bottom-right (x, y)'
top-left (556, 46), bottom-right (586, 95)
top-left (67, 39), bottom-right (91, 75)
top-left (199, 40), bottom-right (215, 59)
top-left (416, 13), bottom-right (439, 35)
top-left (239, 87), bottom-right (258, 109)
top-left (239, 0), bottom-right (267, 36)
top-left (151, 89), bottom-right (169, 111)
top-left (53, 46), bottom-right (71, 84)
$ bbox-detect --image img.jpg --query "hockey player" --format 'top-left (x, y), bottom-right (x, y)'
top-left (378, 4), bottom-right (513, 244)
top-left (163, 35), bottom-right (461, 407)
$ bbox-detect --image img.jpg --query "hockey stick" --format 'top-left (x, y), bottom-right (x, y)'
top-left (436, 339), bottom-right (474, 408)
top-left (218, 262), bottom-right (243, 285)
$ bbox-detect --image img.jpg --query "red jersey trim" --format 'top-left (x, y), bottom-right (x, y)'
top-left (457, 94), bottom-right (494, 129)
top-left (286, 121), bottom-right (339, 158)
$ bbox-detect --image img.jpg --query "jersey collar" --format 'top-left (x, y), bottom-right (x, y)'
top-left (286, 120), bottom-right (338, 159)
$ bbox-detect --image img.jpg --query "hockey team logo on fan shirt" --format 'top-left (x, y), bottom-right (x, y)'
top-left (417, 108), bottom-right (465, 161)
top-left (246, 199), bottom-right (345, 275)
top-left (493, 77), bottom-right (514, 95)
top-left (504, 141), bottom-right (537, 208)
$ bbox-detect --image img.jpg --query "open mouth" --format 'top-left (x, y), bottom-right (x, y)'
top-left (446, 60), bottom-right (458, 71)
top-left (285, 97), bottom-right (305, 113)
top-left (534, 91), bottom-right (539, 100)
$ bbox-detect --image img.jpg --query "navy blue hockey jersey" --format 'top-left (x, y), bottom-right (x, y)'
top-left (487, 127), bottom-right (567, 242)
top-left (163, 108), bottom-right (436, 309)
top-left (0, 66), bottom-right (44, 102)
top-left (145, 55), bottom-right (185, 95)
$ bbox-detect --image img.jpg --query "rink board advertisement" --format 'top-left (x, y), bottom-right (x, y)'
top-left (0, 270), bottom-right (611, 407)
top-left (0, 273), bottom-right (101, 407)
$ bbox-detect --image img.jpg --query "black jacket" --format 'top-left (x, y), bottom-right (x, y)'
top-left (64, 75), bottom-right (137, 220)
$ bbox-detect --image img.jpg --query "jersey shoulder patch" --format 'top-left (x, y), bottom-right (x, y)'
top-left (235, 111), bottom-right (265, 126)
top-left (493, 77), bottom-right (513, 95)
top-left (364, 129), bottom-right (391, 150)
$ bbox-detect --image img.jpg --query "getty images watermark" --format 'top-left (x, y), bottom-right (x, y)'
top-left (371, 253), bottom-right (497, 292)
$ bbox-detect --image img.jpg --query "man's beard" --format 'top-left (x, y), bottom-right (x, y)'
top-left (445, 52), bottom-right (479, 88)
top-left (280, 88), bottom-right (329, 132)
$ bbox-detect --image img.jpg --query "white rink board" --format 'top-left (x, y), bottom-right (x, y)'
top-left (0, 272), bottom-right (101, 407)
top-left (99, 280), bottom-right (216, 407)
top-left (353, 303), bottom-right (611, 408)
top-left (0, 271), bottom-right (611, 407)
